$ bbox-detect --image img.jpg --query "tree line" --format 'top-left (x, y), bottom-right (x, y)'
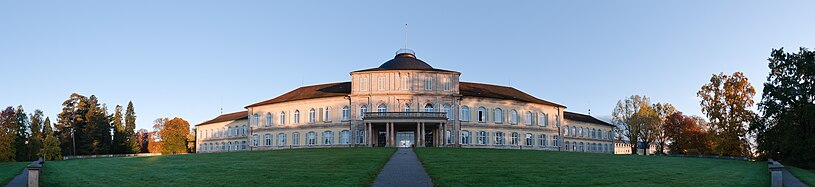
top-left (613, 47), bottom-right (814, 169)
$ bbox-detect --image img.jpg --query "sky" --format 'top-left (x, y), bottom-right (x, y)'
top-left (1, 1), bottom-right (814, 131)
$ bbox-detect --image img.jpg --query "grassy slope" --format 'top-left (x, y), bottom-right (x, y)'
top-left (415, 148), bottom-right (769, 187)
top-left (0, 162), bottom-right (28, 184)
top-left (786, 166), bottom-right (815, 186)
top-left (43, 148), bottom-right (395, 186)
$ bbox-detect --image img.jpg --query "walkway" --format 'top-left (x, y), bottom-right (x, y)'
top-left (373, 148), bottom-right (433, 187)
top-left (4, 168), bottom-right (27, 187)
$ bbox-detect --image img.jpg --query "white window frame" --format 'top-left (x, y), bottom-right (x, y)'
top-left (378, 104), bottom-right (387, 112)
top-left (494, 108), bottom-right (503, 123)
top-left (308, 109), bottom-right (316, 123)
top-left (294, 110), bottom-right (301, 124)
top-left (460, 106), bottom-right (471, 121)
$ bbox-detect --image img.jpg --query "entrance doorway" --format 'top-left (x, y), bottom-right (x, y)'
top-left (425, 131), bottom-right (434, 147)
top-left (396, 131), bottom-right (415, 147)
top-left (377, 131), bottom-right (387, 147)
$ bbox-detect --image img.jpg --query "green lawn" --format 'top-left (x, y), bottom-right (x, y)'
top-left (0, 162), bottom-right (28, 185)
top-left (415, 148), bottom-right (769, 186)
top-left (787, 166), bottom-right (815, 186)
top-left (42, 148), bottom-right (395, 186)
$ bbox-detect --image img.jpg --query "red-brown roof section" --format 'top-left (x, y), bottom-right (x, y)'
top-left (197, 110), bottom-right (248, 126)
top-left (245, 81), bottom-right (565, 108)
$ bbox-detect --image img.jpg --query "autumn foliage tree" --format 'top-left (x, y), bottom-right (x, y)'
top-left (160, 117), bottom-right (190, 154)
top-left (0, 107), bottom-right (17, 161)
top-left (613, 95), bottom-right (653, 155)
top-left (665, 112), bottom-right (712, 155)
top-left (697, 72), bottom-right (755, 157)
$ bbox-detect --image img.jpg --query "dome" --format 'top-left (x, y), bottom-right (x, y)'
top-left (377, 50), bottom-right (435, 70)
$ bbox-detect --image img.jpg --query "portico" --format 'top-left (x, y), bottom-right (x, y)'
top-left (363, 112), bottom-right (449, 147)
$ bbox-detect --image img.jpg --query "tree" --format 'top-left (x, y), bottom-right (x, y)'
top-left (111, 105), bottom-right (125, 154)
top-left (148, 118), bottom-right (166, 153)
top-left (39, 123), bottom-right (62, 160)
top-left (160, 117), bottom-right (190, 154)
top-left (136, 128), bottom-right (149, 153)
top-left (634, 104), bottom-right (660, 155)
top-left (751, 47), bottom-right (815, 168)
top-left (665, 112), bottom-right (712, 155)
top-left (653, 103), bottom-right (676, 154)
top-left (29, 110), bottom-right (44, 160)
top-left (612, 95), bottom-right (650, 155)
top-left (697, 72), bottom-right (755, 157)
top-left (57, 93), bottom-right (89, 156)
top-left (0, 107), bottom-right (17, 161)
top-left (14, 106), bottom-right (30, 161)
top-left (125, 102), bottom-right (138, 153)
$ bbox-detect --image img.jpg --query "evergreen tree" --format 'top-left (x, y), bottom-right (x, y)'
top-left (15, 106), bottom-right (31, 161)
top-left (39, 125), bottom-right (63, 161)
top-left (29, 110), bottom-right (44, 160)
top-left (125, 101), bottom-right (138, 153)
top-left (57, 93), bottom-right (89, 156)
top-left (43, 117), bottom-right (52, 141)
top-left (0, 107), bottom-right (17, 161)
top-left (112, 105), bottom-right (125, 154)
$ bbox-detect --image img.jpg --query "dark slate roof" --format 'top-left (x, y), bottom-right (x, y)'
top-left (353, 53), bottom-right (456, 73)
top-left (245, 82), bottom-right (351, 108)
top-left (564, 111), bottom-right (614, 127)
top-left (197, 110), bottom-right (247, 126)
top-left (459, 82), bottom-right (565, 107)
top-left (245, 81), bottom-right (565, 108)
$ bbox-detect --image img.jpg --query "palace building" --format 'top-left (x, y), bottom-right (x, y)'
top-left (195, 49), bottom-right (615, 153)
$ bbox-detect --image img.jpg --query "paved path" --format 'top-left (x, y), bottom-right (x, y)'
top-left (4, 168), bottom-right (27, 187)
top-left (373, 148), bottom-right (433, 187)
top-left (781, 169), bottom-right (807, 187)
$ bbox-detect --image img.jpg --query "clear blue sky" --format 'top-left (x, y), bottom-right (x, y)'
top-left (1, 1), bottom-right (813, 131)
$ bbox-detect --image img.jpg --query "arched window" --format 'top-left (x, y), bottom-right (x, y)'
top-left (294, 110), bottom-right (301, 124)
top-left (565, 126), bottom-right (570, 136)
top-left (404, 103), bottom-right (411, 112)
top-left (443, 104), bottom-right (452, 120)
top-left (307, 131), bottom-right (317, 145)
top-left (252, 113), bottom-right (259, 126)
top-left (308, 109), bottom-right (316, 123)
top-left (215, 143), bottom-right (220, 151)
top-left (277, 133), bottom-right (286, 146)
top-left (280, 112), bottom-right (286, 124)
top-left (360, 105), bottom-right (368, 119)
top-left (424, 103), bottom-right (434, 112)
top-left (525, 111), bottom-right (533, 125)
top-left (340, 130), bottom-right (350, 144)
top-left (425, 76), bottom-right (433, 90)
top-left (580, 142), bottom-right (585, 152)
top-left (495, 132), bottom-right (505, 145)
top-left (378, 104), bottom-right (387, 112)
top-left (461, 130), bottom-right (471, 145)
top-left (252, 135), bottom-right (259, 146)
top-left (266, 113), bottom-right (273, 126)
top-left (539, 113), bottom-right (548, 126)
top-left (322, 131), bottom-right (334, 145)
top-left (242, 125), bottom-right (247, 136)
top-left (572, 126), bottom-right (577, 137)
top-left (509, 110), bottom-right (519, 124)
top-left (264, 134), bottom-right (272, 146)
top-left (227, 142), bottom-right (232, 151)
top-left (342, 106), bottom-right (350, 120)
top-left (477, 107), bottom-right (487, 123)
top-left (292, 132), bottom-right (300, 145)
top-left (494, 108), bottom-right (503, 123)
top-left (460, 106), bottom-right (471, 121)
top-left (592, 129), bottom-right (596, 139)
top-left (477, 131), bottom-right (487, 145)
top-left (525, 133), bottom-right (533, 146)
top-left (539, 134), bottom-right (547, 146)
top-left (324, 107), bottom-right (330, 122)
top-left (511, 132), bottom-right (519, 145)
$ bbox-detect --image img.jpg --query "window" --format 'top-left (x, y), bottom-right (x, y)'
top-left (494, 108), bottom-right (503, 123)
top-left (401, 75), bottom-right (410, 90)
top-left (460, 106), bottom-right (471, 121)
top-left (340, 130), bottom-right (350, 144)
top-left (540, 113), bottom-right (548, 126)
top-left (511, 132), bottom-right (519, 145)
top-left (253, 135), bottom-right (259, 146)
top-left (292, 132), bottom-right (300, 145)
top-left (280, 112), bottom-right (286, 124)
top-left (324, 107), bottom-right (331, 122)
top-left (241, 125), bottom-right (246, 136)
top-left (252, 113), bottom-right (259, 126)
top-left (378, 104), bottom-right (387, 112)
top-left (580, 142), bottom-right (585, 152)
top-left (360, 105), bottom-right (368, 119)
top-left (553, 136), bottom-right (559, 147)
top-left (264, 134), bottom-right (272, 146)
top-left (525, 133), bottom-right (533, 146)
top-left (565, 126), bottom-right (570, 136)
top-left (342, 106), bottom-right (350, 120)
top-left (241, 141), bottom-right (247, 150)
top-left (477, 131), bottom-right (487, 145)
top-left (323, 131), bottom-right (334, 145)
top-left (294, 110), bottom-right (301, 124)
top-left (308, 109), bottom-right (316, 123)
top-left (424, 104), bottom-right (434, 112)
top-left (378, 77), bottom-right (386, 90)
top-left (461, 130), bottom-right (471, 145)
top-left (509, 110), bottom-right (519, 124)
top-left (266, 113), bottom-right (273, 126)
top-left (277, 133), bottom-right (286, 146)
top-left (572, 126), bottom-right (577, 137)
top-left (446, 130), bottom-right (452, 144)
top-left (404, 104), bottom-right (411, 112)
top-left (360, 77), bottom-right (369, 91)
top-left (443, 78), bottom-right (451, 91)
top-left (443, 104), bottom-right (452, 120)
top-left (477, 107), bottom-right (487, 122)
top-left (306, 132), bottom-right (316, 145)
top-left (539, 134), bottom-right (547, 146)
top-left (356, 130), bottom-right (365, 144)
top-left (495, 132), bottom-right (505, 145)
top-left (425, 76), bottom-right (433, 90)
top-left (592, 129), bottom-right (596, 139)
top-left (525, 111), bottom-right (533, 125)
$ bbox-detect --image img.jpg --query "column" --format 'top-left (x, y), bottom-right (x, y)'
top-left (389, 123), bottom-right (395, 147)
top-left (386, 123), bottom-right (391, 146)
top-left (442, 123), bottom-right (446, 146)
top-left (416, 122), bottom-right (420, 147)
top-left (421, 122), bottom-right (426, 147)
